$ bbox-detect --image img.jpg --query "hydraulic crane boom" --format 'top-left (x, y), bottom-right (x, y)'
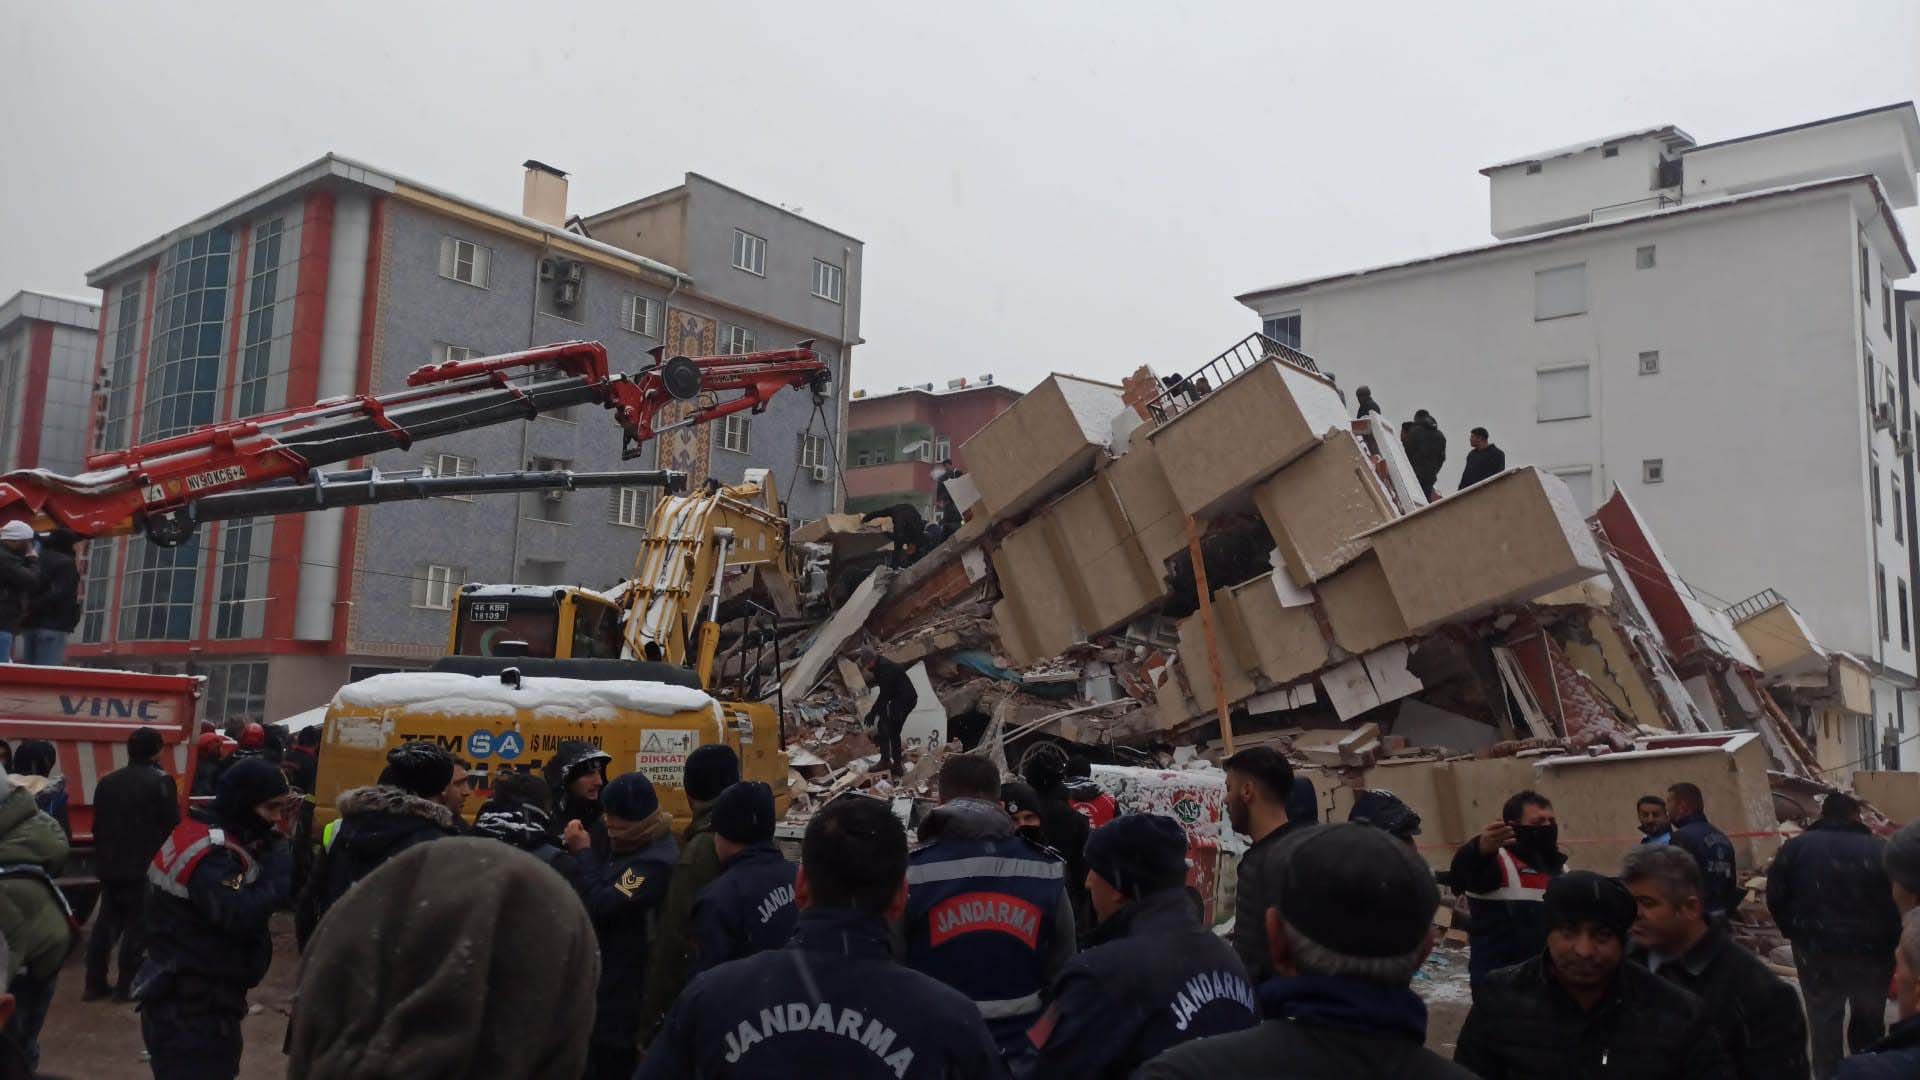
top-left (0, 339), bottom-right (831, 545)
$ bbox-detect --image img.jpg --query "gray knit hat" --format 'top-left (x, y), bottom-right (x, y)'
top-left (1886, 821), bottom-right (1920, 896)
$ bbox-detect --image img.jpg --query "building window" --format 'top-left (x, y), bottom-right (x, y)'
top-left (719, 414), bottom-right (750, 454)
top-left (235, 218), bottom-right (286, 418)
top-left (419, 564), bottom-right (461, 610)
top-left (812, 259), bottom-right (845, 303)
top-left (1880, 564), bottom-right (1890, 641)
top-left (144, 229), bottom-right (234, 441)
top-left (934, 436), bottom-right (951, 461)
top-left (98, 281), bottom-right (143, 451)
top-left (1861, 240), bottom-right (1870, 299)
top-left (1602, 146), bottom-right (1620, 158)
top-left (620, 294), bottom-right (660, 337)
top-left (1536, 364), bottom-right (1591, 422)
top-left (1638, 350), bottom-right (1660, 375)
top-left (1524, 162), bottom-right (1543, 175)
top-left (1262, 312), bottom-right (1302, 350)
top-left (439, 236), bottom-right (491, 288)
top-left (79, 539), bottom-right (117, 644)
top-left (1642, 459), bottom-right (1665, 484)
top-left (610, 486), bottom-right (654, 528)
top-left (1884, 276), bottom-right (1894, 336)
top-left (799, 432), bottom-right (826, 470)
top-left (202, 661), bottom-right (269, 728)
top-left (213, 517), bottom-right (272, 640)
top-left (120, 536), bottom-right (201, 641)
top-left (1903, 580), bottom-right (1912, 651)
top-left (1874, 464), bottom-right (1883, 524)
top-left (434, 452), bottom-right (475, 501)
top-left (1550, 467), bottom-right (1595, 514)
top-left (432, 342), bottom-right (476, 366)
top-left (1534, 264), bottom-right (1588, 321)
top-left (1635, 245), bottom-right (1656, 270)
top-left (731, 229), bottom-right (767, 276)
top-left (1898, 478), bottom-right (1907, 543)
top-left (724, 325), bottom-right (755, 354)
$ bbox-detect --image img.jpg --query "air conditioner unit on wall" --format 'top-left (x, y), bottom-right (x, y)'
top-left (811, 464), bottom-right (830, 482)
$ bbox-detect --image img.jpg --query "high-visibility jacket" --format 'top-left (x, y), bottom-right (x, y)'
top-left (1449, 840), bottom-right (1563, 986)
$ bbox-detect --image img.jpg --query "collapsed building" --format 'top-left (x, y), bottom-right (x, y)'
top-left (765, 335), bottom-right (1903, 928)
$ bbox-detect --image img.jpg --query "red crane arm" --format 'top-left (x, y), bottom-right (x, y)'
top-left (0, 340), bottom-right (829, 542)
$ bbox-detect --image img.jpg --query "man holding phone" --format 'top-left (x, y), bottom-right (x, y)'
top-left (1448, 789), bottom-right (1568, 999)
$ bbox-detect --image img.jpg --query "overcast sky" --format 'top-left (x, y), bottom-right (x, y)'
top-left (3, 2), bottom-right (1916, 394)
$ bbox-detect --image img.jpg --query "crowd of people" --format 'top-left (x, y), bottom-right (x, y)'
top-left (0, 523), bottom-right (83, 667)
top-left (1354, 385), bottom-right (1507, 502)
top-left (7, 718), bottom-right (1920, 1077)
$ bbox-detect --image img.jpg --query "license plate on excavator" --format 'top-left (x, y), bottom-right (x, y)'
top-left (470, 601), bottom-right (509, 622)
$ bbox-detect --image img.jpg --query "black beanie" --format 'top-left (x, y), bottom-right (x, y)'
top-left (1084, 813), bottom-right (1188, 899)
top-left (1274, 824), bottom-right (1438, 959)
top-left (215, 757), bottom-right (290, 825)
top-left (1285, 776), bottom-right (1319, 825)
top-left (710, 782), bottom-right (776, 844)
top-left (684, 744), bottom-right (740, 803)
top-left (601, 773), bottom-right (660, 822)
top-left (1544, 871), bottom-right (1637, 939)
top-left (1000, 782), bottom-right (1042, 822)
top-left (385, 743), bottom-right (455, 800)
top-left (1348, 789), bottom-right (1422, 839)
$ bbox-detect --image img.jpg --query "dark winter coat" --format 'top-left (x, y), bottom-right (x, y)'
top-left (0, 779), bottom-right (72, 981)
top-left (544, 740), bottom-right (610, 858)
top-left (864, 656), bottom-right (918, 725)
top-left (300, 785), bottom-right (458, 942)
top-left (574, 822), bottom-right (677, 1059)
top-left (1670, 811), bottom-right (1742, 917)
top-left (91, 758), bottom-right (179, 884)
top-left (0, 548), bottom-right (39, 632)
top-left (637, 800), bottom-right (723, 1042)
top-left (1767, 818), bottom-right (1901, 956)
top-left (1404, 420), bottom-right (1447, 485)
top-left (1021, 888), bottom-right (1255, 1079)
top-left (1459, 443), bottom-right (1507, 490)
top-left (1836, 1014), bottom-right (1920, 1080)
top-left (1355, 395), bottom-right (1383, 418)
top-left (1454, 953), bottom-right (1734, 1079)
top-left (1230, 818), bottom-right (1313, 983)
top-left (690, 842), bottom-right (797, 975)
top-left (22, 533), bottom-right (79, 633)
top-left (472, 797), bottom-right (575, 876)
top-left (282, 746), bottom-right (319, 794)
top-left (138, 808), bottom-right (291, 993)
top-left (1632, 923), bottom-right (1809, 1080)
top-left (637, 907), bottom-right (1004, 1080)
top-left (1140, 974), bottom-right (1475, 1080)
top-left (1037, 789), bottom-right (1092, 934)
top-left (1449, 836), bottom-right (1566, 985)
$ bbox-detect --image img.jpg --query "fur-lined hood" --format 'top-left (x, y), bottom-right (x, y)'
top-left (337, 784), bottom-right (457, 830)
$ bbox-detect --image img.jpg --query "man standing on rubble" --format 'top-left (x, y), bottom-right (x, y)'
top-left (1768, 792), bottom-right (1901, 1078)
top-left (1404, 410), bottom-right (1447, 501)
top-left (1666, 782), bottom-right (1741, 917)
top-left (1021, 814), bottom-right (1255, 1077)
top-left (1625, 845), bottom-right (1808, 1080)
top-left (690, 781), bottom-right (797, 975)
top-left (1457, 427), bottom-right (1506, 490)
top-left (637, 744), bottom-right (739, 1044)
top-left (638, 797), bottom-right (1003, 1079)
top-left (862, 502), bottom-right (928, 567)
top-left (1454, 871), bottom-right (1732, 1078)
top-left (859, 647), bottom-right (917, 777)
top-left (1449, 789), bottom-right (1567, 998)
top-left (1223, 747), bottom-right (1298, 983)
top-left (1354, 385), bottom-right (1382, 418)
top-left (902, 754), bottom-right (1076, 1057)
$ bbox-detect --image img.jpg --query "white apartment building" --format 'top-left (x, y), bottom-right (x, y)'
top-left (1238, 103), bottom-right (1920, 767)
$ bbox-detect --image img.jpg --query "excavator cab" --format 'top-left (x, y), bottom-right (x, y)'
top-left (447, 585), bottom-right (625, 660)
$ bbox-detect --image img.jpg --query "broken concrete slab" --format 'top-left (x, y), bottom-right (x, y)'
top-left (1321, 658), bottom-right (1382, 721)
top-left (1254, 429), bottom-right (1396, 587)
top-left (991, 519), bottom-right (1087, 664)
top-left (1317, 552), bottom-right (1413, 655)
top-left (1045, 471), bottom-right (1168, 634)
top-left (1220, 571), bottom-right (1330, 685)
top-left (1365, 468), bottom-right (1605, 632)
top-left (1393, 699), bottom-right (1498, 752)
top-left (1103, 437), bottom-right (1189, 570)
top-left (1149, 359), bottom-right (1349, 521)
top-left (777, 566), bottom-right (894, 701)
top-left (962, 374), bottom-right (1126, 519)
top-left (1177, 601), bottom-right (1255, 715)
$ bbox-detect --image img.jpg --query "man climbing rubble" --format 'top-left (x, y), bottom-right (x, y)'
top-left (1449, 788), bottom-right (1567, 998)
top-left (902, 754), bottom-right (1076, 1059)
top-left (859, 647), bottom-right (917, 777)
top-left (1403, 409), bottom-right (1447, 501)
top-left (862, 502), bottom-right (928, 568)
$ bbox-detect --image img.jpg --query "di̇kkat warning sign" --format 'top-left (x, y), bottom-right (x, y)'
top-left (637, 729), bottom-right (699, 785)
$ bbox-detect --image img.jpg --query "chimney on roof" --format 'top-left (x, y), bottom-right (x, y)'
top-left (522, 160), bottom-right (569, 227)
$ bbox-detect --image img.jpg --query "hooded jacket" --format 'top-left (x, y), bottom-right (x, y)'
top-left (1403, 419), bottom-right (1447, 485)
top-left (1454, 953), bottom-right (1734, 1079)
top-left (1022, 888), bottom-right (1255, 1078)
top-left (138, 801), bottom-right (291, 995)
top-left (299, 785), bottom-right (457, 944)
top-left (22, 531), bottom-right (80, 633)
top-left (1767, 817), bottom-right (1901, 955)
top-left (575, 813), bottom-right (677, 1060)
top-left (472, 797), bottom-right (574, 876)
top-left (544, 740), bottom-right (610, 857)
top-left (636, 799), bottom-right (723, 1041)
top-left (289, 837), bottom-right (598, 1080)
top-left (0, 777), bottom-right (72, 981)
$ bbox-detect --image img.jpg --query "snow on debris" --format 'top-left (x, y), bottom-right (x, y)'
top-left (333, 671), bottom-right (714, 720)
top-left (1052, 376), bottom-right (1127, 444)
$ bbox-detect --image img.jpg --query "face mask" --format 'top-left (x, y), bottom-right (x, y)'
top-left (1514, 823), bottom-right (1559, 854)
top-left (1018, 826), bottom-right (1045, 846)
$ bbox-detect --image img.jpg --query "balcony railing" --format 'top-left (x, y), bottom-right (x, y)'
top-left (1146, 332), bottom-right (1329, 424)
top-left (1725, 587), bottom-right (1787, 625)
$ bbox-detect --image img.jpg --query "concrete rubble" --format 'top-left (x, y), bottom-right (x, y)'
top-left (743, 335), bottom-right (1904, 937)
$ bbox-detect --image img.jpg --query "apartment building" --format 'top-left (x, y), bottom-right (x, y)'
top-left (0, 290), bottom-right (99, 476)
top-left (72, 156), bottom-right (862, 723)
top-left (844, 377), bottom-right (1020, 515)
top-left (1238, 103), bottom-right (1920, 766)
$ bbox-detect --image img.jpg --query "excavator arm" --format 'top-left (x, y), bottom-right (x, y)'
top-left (0, 339), bottom-right (830, 545)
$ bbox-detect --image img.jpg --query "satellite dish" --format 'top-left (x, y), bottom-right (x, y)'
top-left (661, 356), bottom-right (701, 401)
